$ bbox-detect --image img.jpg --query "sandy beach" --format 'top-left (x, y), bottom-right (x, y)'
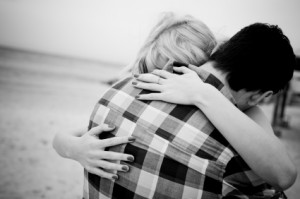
top-left (0, 47), bottom-right (121, 199)
top-left (0, 47), bottom-right (299, 199)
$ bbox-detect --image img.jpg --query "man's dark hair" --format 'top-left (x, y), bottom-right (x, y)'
top-left (210, 23), bottom-right (296, 93)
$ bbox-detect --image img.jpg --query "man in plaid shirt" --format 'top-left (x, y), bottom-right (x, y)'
top-left (83, 22), bottom-right (296, 198)
top-left (84, 66), bottom-right (287, 199)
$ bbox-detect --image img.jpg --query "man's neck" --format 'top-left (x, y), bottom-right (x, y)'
top-left (200, 62), bottom-right (228, 87)
top-left (200, 62), bottom-right (239, 100)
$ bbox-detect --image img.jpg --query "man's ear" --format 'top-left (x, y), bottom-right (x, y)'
top-left (248, 91), bottom-right (273, 106)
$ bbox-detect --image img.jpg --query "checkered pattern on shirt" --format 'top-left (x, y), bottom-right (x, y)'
top-left (83, 67), bottom-right (286, 199)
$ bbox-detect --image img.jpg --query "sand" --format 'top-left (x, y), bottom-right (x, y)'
top-left (0, 48), bottom-right (120, 199)
top-left (0, 48), bottom-right (299, 199)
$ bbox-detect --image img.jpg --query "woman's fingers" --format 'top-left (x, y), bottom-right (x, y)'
top-left (187, 64), bottom-right (200, 72)
top-left (135, 73), bottom-right (164, 84)
top-left (98, 151), bottom-right (134, 162)
top-left (136, 93), bottom-right (162, 101)
top-left (88, 167), bottom-right (118, 180)
top-left (88, 124), bottom-right (115, 136)
top-left (94, 160), bottom-right (130, 172)
top-left (173, 66), bottom-right (195, 74)
top-left (132, 81), bottom-right (163, 92)
top-left (100, 136), bottom-right (135, 148)
top-left (151, 69), bottom-right (173, 79)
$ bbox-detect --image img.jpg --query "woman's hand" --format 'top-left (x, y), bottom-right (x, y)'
top-left (53, 124), bottom-right (135, 180)
top-left (133, 66), bottom-right (215, 105)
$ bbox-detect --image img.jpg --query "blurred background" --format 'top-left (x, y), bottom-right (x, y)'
top-left (0, 0), bottom-right (300, 198)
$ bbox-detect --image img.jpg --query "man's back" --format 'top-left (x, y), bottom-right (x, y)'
top-left (83, 68), bottom-right (284, 199)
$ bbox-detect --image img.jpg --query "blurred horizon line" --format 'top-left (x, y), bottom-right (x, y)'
top-left (0, 45), bottom-right (125, 69)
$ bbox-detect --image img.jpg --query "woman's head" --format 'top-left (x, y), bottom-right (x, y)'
top-left (133, 12), bottom-right (217, 74)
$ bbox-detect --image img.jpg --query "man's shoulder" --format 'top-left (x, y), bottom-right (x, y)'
top-left (100, 74), bottom-right (231, 137)
top-left (98, 77), bottom-right (232, 161)
top-left (104, 77), bottom-right (209, 128)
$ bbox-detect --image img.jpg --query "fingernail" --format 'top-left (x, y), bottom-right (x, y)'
top-left (122, 165), bottom-right (129, 172)
top-left (112, 175), bottom-right (118, 180)
top-left (135, 95), bottom-right (140, 99)
top-left (127, 156), bottom-right (134, 162)
top-left (128, 137), bottom-right (136, 142)
top-left (108, 124), bottom-right (115, 128)
top-left (132, 81), bottom-right (137, 85)
top-left (134, 74), bottom-right (139, 78)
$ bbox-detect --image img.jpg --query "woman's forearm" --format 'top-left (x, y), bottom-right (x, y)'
top-left (53, 130), bottom-right (81, 159)
top-left (192, 85), bottom-right (296, 190)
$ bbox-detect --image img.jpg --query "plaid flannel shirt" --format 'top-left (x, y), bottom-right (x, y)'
top-left (83, 66), bottom-right (286, 199)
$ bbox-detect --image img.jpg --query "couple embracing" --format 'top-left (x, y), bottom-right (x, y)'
top-left (53, 12), bottom-right (297, 199)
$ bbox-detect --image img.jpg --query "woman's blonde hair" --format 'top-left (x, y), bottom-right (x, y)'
top-left (133, 12), bottom-right (217, 74)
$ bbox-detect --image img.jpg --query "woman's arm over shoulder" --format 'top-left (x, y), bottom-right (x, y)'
top-left (244, 106), bottom-right (274, 135)
top-left (198, 90), bottom-right (297, 190)
top-left (244, 106), bottom-right (297, 189)
top-left (133, 66), bottom-right (297, 189)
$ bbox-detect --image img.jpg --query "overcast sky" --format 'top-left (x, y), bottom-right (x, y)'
top-left (0, 0), bottom-right (299, 64)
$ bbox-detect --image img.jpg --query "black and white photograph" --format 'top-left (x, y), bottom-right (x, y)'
top-left (0, 0), bottom-right (300, 198)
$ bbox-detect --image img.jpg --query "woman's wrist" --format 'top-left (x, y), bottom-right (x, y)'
top-left (65, 136), bottom-right (81, 160)
top-left (55, 133), bottom-right (81, 160)
top-left (191, 83), bottom-right (220, 108)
